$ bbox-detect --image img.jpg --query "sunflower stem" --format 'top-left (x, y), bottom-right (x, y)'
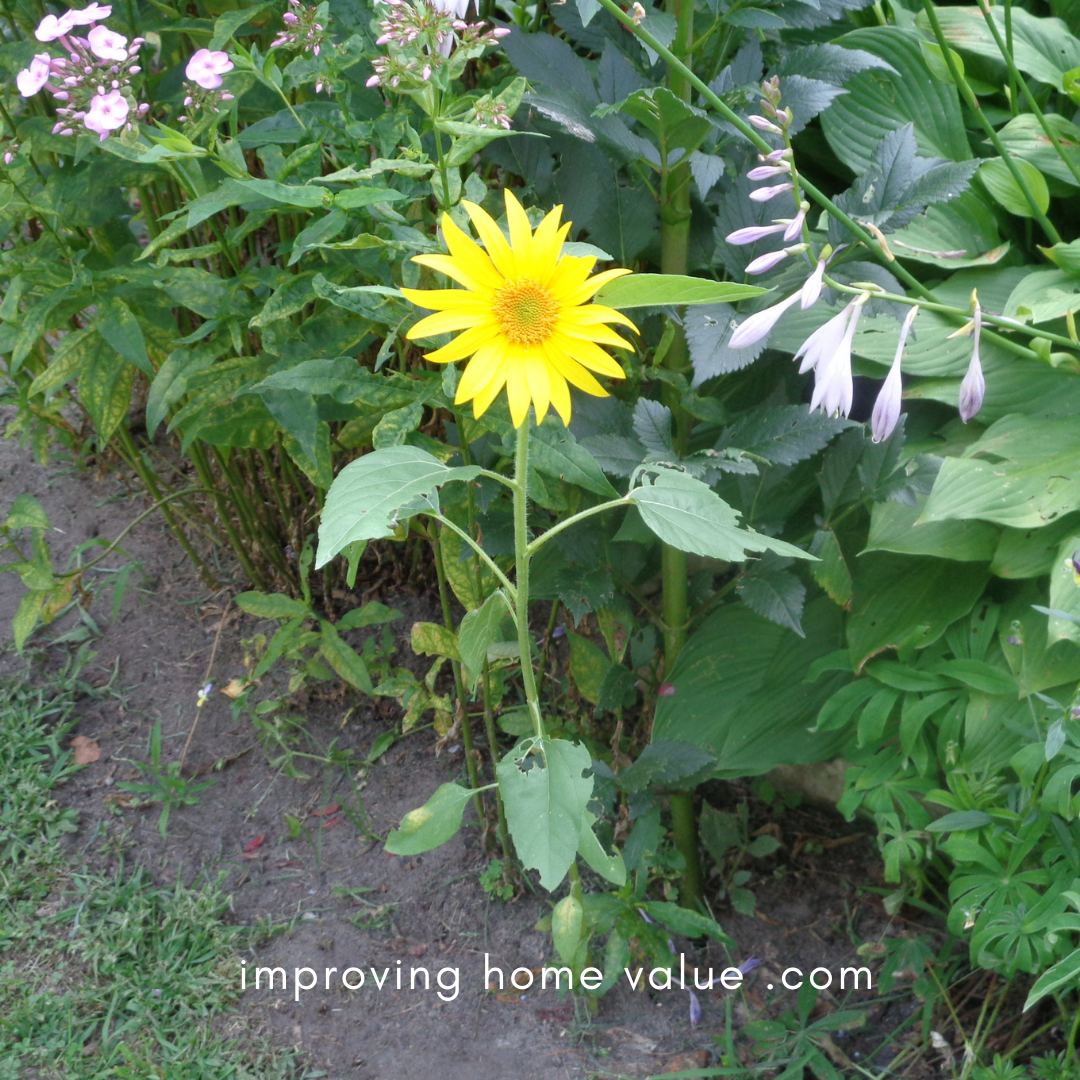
top-left (513, 418), bottom-right (546, 744)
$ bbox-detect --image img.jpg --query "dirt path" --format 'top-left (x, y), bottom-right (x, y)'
top-left (1, 426), bottom-right (913, 1079)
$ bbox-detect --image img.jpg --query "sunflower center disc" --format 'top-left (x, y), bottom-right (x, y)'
top-left (493, 278), bottom-right (559, 346)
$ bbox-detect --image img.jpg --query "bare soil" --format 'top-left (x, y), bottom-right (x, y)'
top-left (1, 426), bottom-right (943, 1080)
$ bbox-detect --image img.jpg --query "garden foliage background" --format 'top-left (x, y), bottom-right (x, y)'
top-left (5, 0), bottom-right (1080, 1059)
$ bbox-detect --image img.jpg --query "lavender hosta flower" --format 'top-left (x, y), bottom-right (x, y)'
top-left (783, 207), bottom-right (806, 242)
top-left (748, 114), bottom-right (781, 134)
top-left (745, 248), bottom-right (790, 276)
top-left (800, 257), bottom-right (825, 310)
top-left (35, 11), bottom-right (75, 40)
top-left (87, 24), bottom-right (127, 60)
top-left (186, 48), bottom-right (233, 89)
top-left (958, 302), bottom-right (985, 423)
top-left (16, 54), bottom-right (53, 96)
top-left (871, 305), bottom-right (919, 443)
top-left (808, 296), bottom-right (867, 418)
top-left (728, 291), bottom-right (802, 350)
top-left (746, 163), bottom-right (790, 181)
top-left (749, 182), bottom-right (793, 203)
top-left (68, 2), bottom-right (112, 24)
top-left (726, 222), bottom-right (787, 246)
top-left (83, 88), bottom-right (128, 139)
top-left (795, 304), bottom-right (852, 376)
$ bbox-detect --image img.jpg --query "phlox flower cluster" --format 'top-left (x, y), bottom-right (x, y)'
top-left (16, 5), bottom-right (148, 141)
top-left (724, 78), bottom-right (985, 438)
top-left (365, 0), bottom-right (509, 90)
top-left (177, 48), bottom-right (235, 122)
top-left (271, 0), bottom-right (328, 56)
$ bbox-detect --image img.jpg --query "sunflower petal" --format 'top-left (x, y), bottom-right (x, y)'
top-left (560, 322), bottom-right (634, 350)
top-left (505, 352), bottom-right (532, 427)
top-left (504, 189), bottom-right (534, 263)
top-left (525, 352), bottom-right (551, 425)
top-left (456, 342), bottom-right (504, 401)
top-left (543, 345), bottom-right (574, 426)
top-left (462, 199), bottom-right (516, 279)
top-left (440, 213), bottom-right (504, 292)
top-left (407, 309), bottom-right (488, 339)
top-left (547, 350), bottom-right (608, 397)
top-left (424, 323), bottom-right (498, 364)
top-left (472, 365), bottom-right (508, 418)
top-left (413, 253), bottom-right (493, 294)
top-left (559, 303), bottom-right (639, 331)
top-left (562, 266), bottom-right (633, 306)
top-left (400, 287), bottom-right (490, 312)
top-left (559, 335), bottom-right (628, 379)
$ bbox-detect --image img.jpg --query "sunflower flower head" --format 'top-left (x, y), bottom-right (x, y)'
top-left (401, 189), bottom-right (638, 427)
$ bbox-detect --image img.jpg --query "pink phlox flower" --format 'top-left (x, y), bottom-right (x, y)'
top-left (84, 87), bottom-right (129, 139)
top-left (87, 24), bottom-right (128, 60)
top-left (16, 53), bottom-right (53, 97)
top-left (35, 11), bottom-right (76, 40)
top-left (186, 48), bottom-right (233, 89)
top-left (67, 3), bottom-right (113, 24)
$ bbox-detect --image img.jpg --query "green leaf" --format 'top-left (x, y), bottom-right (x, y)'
top-left (978, 157), bottom-right (1049, 218)
top-left (209, 3), bottom-right (268, 50)
top-left (617, 739), bottom-right (717, 793)
top-left (316, 447), bottom-right (481, 568)
top-left (640, 901), bottom-right (731, 943)
top-left (593, 274), bottom-right (767, 309)
top-left (530, 422), bottom-right (619, 498)
top-left (319, 622), bottom-right (374, 695)
top-left (5, 494), bottom-right (49, 531)
top-left (925, 809), bottom-right (993, 833)
top-left (13, 589), bottom-right (48, 653)
top-left (814, 680), bottom-right (881, 733)
top-left (809, 529), bottom-right (853, 608)
top-left (821, 27), bottom-right (969, 174)
top-left (410, 621), bottom-right (461, 661)
top-left (628, 467), bottom-right (811, 563)
top-left (652, 599), bottom-right (852, 777)
top-left (567, 629), bottom-right (612, 705)
top-left (996, 112), bottom-right (1080, 188)
top-left (992, 515), bottom-right (1080, 579)
top-left (336, 601), bottom-right (400, 630)
top-left (888, 191), bottom-right (1010, 269)
top-left (94, 296), bottom-right (152, 375)
top-left (551, 894), bottom-right (584, 964)
top-left (577, 809), bottom-right (626, 886)
top-left (1048, 530), bottom-right (1080, 643)
top-left (497, 737), bottom-right (594, 891)
top-left (933, 658), bottom-right (1017, 695)
top-left (847, 554), bottom-right (989, 672)
top-left (384, 783), bottom-right (475, 855)
top-left (458, 591), bottom-right (512, 689)
top-left (235, 591), bottom-right (310, 619)
top-left (737, 554), bottom-right (806, 636)
top-left (719, 405), bottom-right (851, 466)
top-left (76, 334), bottom-right (135, 445)
top-left (922, 415), bottom-right (1080, 529)
top-left (333, 186), bottom-right (409, 210)
top-left (372, 401), bottom-right (424, 449)
top-left (1024, 947), bottom-right (1080, 1011)
top-left (865, 498), bottom-right (998, 561)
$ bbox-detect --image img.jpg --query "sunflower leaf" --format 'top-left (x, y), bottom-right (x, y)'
top-left (595, 274), bottom-right (768, 309)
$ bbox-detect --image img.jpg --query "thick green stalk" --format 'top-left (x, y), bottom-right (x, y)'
top-left (660, 0), bottom-right (703, 913)
top-left (432, 533), bottom-right (484, 821)
top-left (513, 420), bottom-right (545, 742)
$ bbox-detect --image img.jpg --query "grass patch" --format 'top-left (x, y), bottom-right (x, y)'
top-left (0, 658), bottom-right (300, 1079)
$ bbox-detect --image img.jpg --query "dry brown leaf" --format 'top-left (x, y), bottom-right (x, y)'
top-left (220, 678), bottom-right (248, 699)
top-left (71, 735), bottom-right (100, 765)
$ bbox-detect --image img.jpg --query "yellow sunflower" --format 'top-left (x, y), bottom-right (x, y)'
top-left (401, 189), bottom-right (638, 428)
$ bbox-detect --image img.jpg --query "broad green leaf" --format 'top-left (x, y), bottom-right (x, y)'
top-left (652, 599), bottom-right (851, 777)
top-left (814, 680), bottom-right (880, 733)
top-left (628, 468), bottom-right (811, 563)
top-left (1005, 268), bottom-right (1080, 324)
top-left (809, 529), bottom-right (853, 608)
top-left (865, 498), bottom-right (998, 561)
top-left (76, 333), bottom-right (136, 444)
top-left (94, 296), bottom-right (152, 375)
top-left (1001, 586), bottom-right (1080, 695)
top-left (384, 782), bottom-right (475, 855)
top-left (333, 186), bottom-right (409, 209)
top-left (145, 341), bottom-right (229, 435)
top-left (847, 554), bottom-right (988, 672)
top-left (593, 275), bottom-right (767, 309)
top-left (209, 4), bottom-right (269, 50)
top-left (13, 589), bottom-right (48, 653)
top-left (372, 401), bottom-right (424, 449)
top-left (736, 554), bottom-right (806, 636)
top-left (319, 622), bottom-right (374, 696)
top-left (618, 739), bottom-right (717, 793)
top-left (719, 405), bottom-right (851, 466)
top-left (567, 629), bottom-right (611, 705)
top-left (821, 27), bottom-right (970, 173)
top-left (922, 415), bottom-right (1080, 528)
top-left (235, 591), bottom-right (310, 619)
top-left (336, 601), bottom-right (400, 630)
top-left (410, 621), bottom-right (461, 661)
top-left (992, 515), bottom-right (1080, 579)
top-left (917, 5), bottom-right (1080, 88)
top-left (1048, 531), bottom-right (1080, 643)
top-left (933, 658), bottom-right (1017, 695)
top-left (530, 422), bottom-right (619, 498)
top-left (997, 113), bottom-right (1080, 188)
top-left (5, 494), bottom-right (49, 531)
top-left (888, 191), bottom-right (1009, 268)
top-left (316, 447), bottom-right (481, 567)
top-left (27, 327), bottom-right (98, 399)
top-left (458, 591), bottom-right (512, 688)
top-left (551, 894), bottom-right (584, 964)
top-left (577, 809), bottom-right (626, 886)
top-left (978, 157), bottom-right (1049, 218)
top-left (497, 737), bottom-right (594, 891)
